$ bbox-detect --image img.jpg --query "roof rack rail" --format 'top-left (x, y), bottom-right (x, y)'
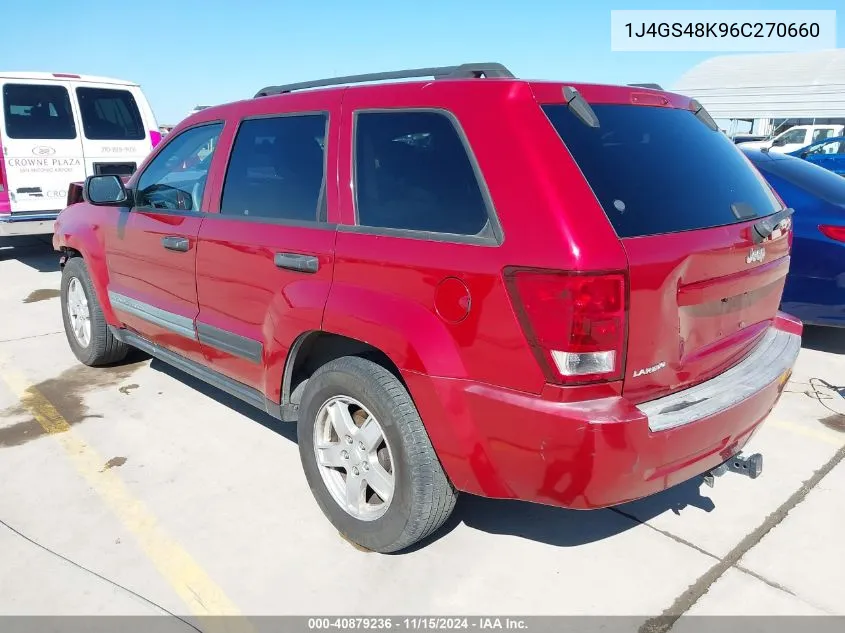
top-left (254, 63), bottom-right (514, 97)
top-left (628, 83), bottom-right (663, 90)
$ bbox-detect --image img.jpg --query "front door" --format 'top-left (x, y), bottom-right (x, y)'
top-left (105, 122), bottom-right (224, 363)
top-left (194, 95), bottom-right (339, 402)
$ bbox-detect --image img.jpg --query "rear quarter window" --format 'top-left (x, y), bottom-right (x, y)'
top-left (2, 83), bottom-right (76, 140)
top-left (76, 87), bottom-right (145, 141)
top-left (543, 104), bottom-right (782, 238)
top-left (354, 110), bottom-right (491, 237)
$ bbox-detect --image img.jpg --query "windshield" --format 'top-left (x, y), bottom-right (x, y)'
top-left (543, 104), bottom-right (782, 238)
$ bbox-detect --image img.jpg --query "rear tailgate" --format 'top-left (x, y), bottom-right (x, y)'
top-left (541, 91), bottom-right (791, 403)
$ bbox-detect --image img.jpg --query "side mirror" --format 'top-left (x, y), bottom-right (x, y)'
top-left (800, 151), bottom-right (810, 159)
top-left (771, 138), bottom-right (787, 147)
top-left (84, 175), bottom-right (130, 206)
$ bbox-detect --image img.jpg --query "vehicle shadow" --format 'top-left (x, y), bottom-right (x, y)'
top-left (0, 236), bottom-right (60, 273)
top-left (147, 357), bottom-right (297, 443)
top-left (408, 476), bottom-right (714, 552)
top-left (801, 325), bottom-right (845, 354)
top-left (147, 356), bottom-right (716, 551)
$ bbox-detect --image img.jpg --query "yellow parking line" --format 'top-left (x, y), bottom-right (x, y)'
top-left (768, 418), bottom-right (845, 447)
top-left (0, 366), bottom-right (253, 633)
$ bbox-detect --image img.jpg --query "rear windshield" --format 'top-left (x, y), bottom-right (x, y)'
top-left (543, 104), bottom-right (782, 238)
top-left (2, 83), bottom-right (76, 140)
top-left (76, 87), bottom-right (145, 140)
top-left (750, 154), bottom-right (845, 206)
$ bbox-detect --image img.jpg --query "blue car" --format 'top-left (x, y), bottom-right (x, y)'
top-left (742, 148), bottom-right (845, 326)
top-left (788, 136), bottom-right (845, 176)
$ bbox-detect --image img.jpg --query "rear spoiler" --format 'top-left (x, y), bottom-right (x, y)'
top-left (66, 175), bottom-right (132, 207)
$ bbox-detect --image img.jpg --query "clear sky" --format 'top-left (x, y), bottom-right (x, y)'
top-left (4, 0), bottom-right (843, 124)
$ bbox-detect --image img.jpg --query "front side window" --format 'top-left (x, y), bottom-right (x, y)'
top-left (778, 128), bottom-right (807, 145)
top-left (220, 114), bottom-right (327, 222)
top-left (354, 111), bottom-right (489, 236)
top-left (76, 87), bottom-right (145, 140)
top-left (136, 123), bottom-right (223, 211)
top-left (2, 83), bottom-right (76, 139)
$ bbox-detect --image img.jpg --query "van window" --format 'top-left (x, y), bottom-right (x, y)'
top-left (221, 114), bottom-right (327, 222)
top-left (2, 83), bottom-right (76, 140)
top-left (354, 111), bottom-right (489, 235)
top-left (76, 87), bottom-right (145, 140)
top-left (543, 104), bottom-right (782, 238)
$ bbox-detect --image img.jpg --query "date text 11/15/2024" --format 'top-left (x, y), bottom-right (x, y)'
top-left (307, 617), bottom-right (528, 630)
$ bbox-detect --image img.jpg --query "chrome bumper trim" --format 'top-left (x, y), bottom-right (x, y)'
top-left (639, 327), bottom-right (800, 432)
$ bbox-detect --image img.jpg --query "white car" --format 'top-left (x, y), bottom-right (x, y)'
top-left (739, 124), bottom-right (845, 154)
top-left (0, 72), bottom-right (159, 237)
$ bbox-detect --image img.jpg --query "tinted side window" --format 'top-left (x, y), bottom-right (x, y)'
top-left (354, 111), bottom-right (488, 235)
top-left (2, 83), bottom-right (76, 140)
top-left (220, 114), bottom-right (327, 222)
top-left (136, 123), bottom-right (223, 211)
top-left (76, 87), bottom-right (145, 140)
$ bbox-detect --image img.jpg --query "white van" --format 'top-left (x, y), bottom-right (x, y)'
top-left (0, 72), bottom-right (159, 236)
top-left (738, 124), bottom-right (845, 154)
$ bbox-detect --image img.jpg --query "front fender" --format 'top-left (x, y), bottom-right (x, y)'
top-left (54, 207), bottom-right (119, 326)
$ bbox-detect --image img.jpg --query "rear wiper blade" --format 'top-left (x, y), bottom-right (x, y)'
top-left (562, 86), bottom-right (600, 128)
top-left (751, 208), bottom-right (794, 244)
top-left (689, 99), bottom-right (719, 132)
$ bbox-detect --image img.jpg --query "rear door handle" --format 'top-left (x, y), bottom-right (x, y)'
top-left (274, 252), bottom-right (319, 273)
top-left (162, 236), bottom-right (190, 252)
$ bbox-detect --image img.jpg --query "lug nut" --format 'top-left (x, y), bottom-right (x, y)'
top-left (341, 450), bottom-right (349, 460)
top-left (358, 442), bottom-right (366, 451)
top-left (362, 462), bottom-right (370, 472)
top-left (344, 435), bottom-right (353, 444)
top-left (352, 466), bottom-right (360, 476)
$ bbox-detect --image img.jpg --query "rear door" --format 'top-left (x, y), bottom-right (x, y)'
top-left (0, 78), bottom-right (85, 213)
top-left (193, 93), bottom-right (340, 398)
top-left (73, 82), bottom-right (152, 178)
top-left (543, 98), bottom-right (790, 404)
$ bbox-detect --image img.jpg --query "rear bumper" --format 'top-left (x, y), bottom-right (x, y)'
top-left (406, 313), bottom-right (801, 509)
top-left (0, 212), bottom-right (59, 237)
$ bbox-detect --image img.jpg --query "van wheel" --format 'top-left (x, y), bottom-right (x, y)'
top-left (298, 356), bottom-right (457, 553)
top-left (61, 257), bottom-right (129, 366)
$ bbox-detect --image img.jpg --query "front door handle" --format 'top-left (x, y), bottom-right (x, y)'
top-left (274, 252), bottom-right (319, 273)
top-left (162, 236), bottom-right (190, 252)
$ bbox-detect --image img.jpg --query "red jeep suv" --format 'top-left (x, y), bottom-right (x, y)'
top-left (53, 63), bottom-right (801, 553)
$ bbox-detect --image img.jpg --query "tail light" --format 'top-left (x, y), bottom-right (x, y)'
top-left (504, 268), bottom-right (627, 385)
top-left (819, 225), bottom-right (845, 242)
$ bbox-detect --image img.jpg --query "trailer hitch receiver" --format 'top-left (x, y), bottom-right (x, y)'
top-left (704, 452), bottom-right (763, 488)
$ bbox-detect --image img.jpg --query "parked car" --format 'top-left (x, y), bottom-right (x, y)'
top-left (0, 72), bottom-right (159, 238)
top-left (743, 147), bottom-right (845, 326)
top-left (53, 63), bottom-right (801, 553)
top-left (788, 136), bottom-right (845, 176)
top-left (738, 124), bottom-right (844, 154)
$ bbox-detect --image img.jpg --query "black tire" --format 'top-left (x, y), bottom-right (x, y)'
top-left (60, 257), bottom-right (129, 366)
top-left (298, 356), bottom-right (457, 553)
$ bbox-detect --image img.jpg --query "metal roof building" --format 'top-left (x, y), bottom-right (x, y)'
top-left (673, 49), bottom-right (845, 135)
